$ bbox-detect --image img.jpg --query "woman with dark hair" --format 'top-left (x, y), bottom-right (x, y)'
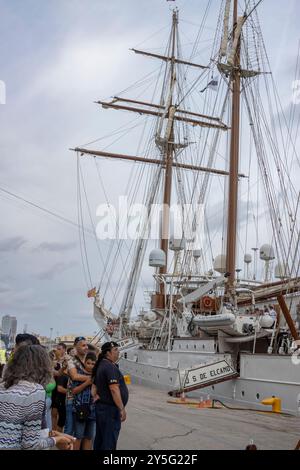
top-left (0, 345), bottom-right (75, 450)
top-left (92, 341), bottom-right (129, 450)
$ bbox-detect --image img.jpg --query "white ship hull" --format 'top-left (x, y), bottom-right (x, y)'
top-left (119, 343), bottom-right (300, 416)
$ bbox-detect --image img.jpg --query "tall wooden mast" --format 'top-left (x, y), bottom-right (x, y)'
top-left (226, 0), bottom-right (241, 293)
top-left (158, 9), bottom-right (178, 295)
top-left (73, 9), bottom-right (230, 316)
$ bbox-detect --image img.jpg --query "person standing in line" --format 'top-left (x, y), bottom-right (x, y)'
top-left (0, 345), bottom-right (75, 450)
top-left (53, 370), bottom-right (68, 432)
top-left (64, 337), bottom-right (90, 436)
top-left (269, 305), bottom-right (277, 325)
top-left (45, 379), bottom-right (56, 431)
top-left (14, 333), bottom-right (40, 349)
top-left (49, 349), bottom-right (61, 431)
top-left (72, 352), bottom-right (97, 450)
top-left (4, 333), bottom-right (40, 365)
top-left (56, 342), bottom-right (67, 362)
top-left (92, 341), bottom-right (128, 451)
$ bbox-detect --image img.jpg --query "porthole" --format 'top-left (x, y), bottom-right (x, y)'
top-left (256, 393), bottom-right (260, 400)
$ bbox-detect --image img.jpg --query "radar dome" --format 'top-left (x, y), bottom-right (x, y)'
top-left (193, 249), bottom-right (202, 259)
top-left (143, 311), bottom-right (157, 322)
top-left (149, 249), bottom-right (166, 268)
top-left (260, 315), bottom-right (274, 329)
top-left (169, 237), bottom-right (186, 252)
top-left (259, 244), bottom-right (275, 261)
top-left (244, 254), bottom-right (252, 264)
top-left (213, 254), bottom-right (226, 274)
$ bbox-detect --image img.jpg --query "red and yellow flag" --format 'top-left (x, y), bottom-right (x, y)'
top-left (87, 287), bottom-right (97, 298)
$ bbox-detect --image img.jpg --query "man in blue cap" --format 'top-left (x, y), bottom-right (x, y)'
top-left (92, 341), bottom-right (128, 450)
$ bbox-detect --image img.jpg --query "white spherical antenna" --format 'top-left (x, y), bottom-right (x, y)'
top-left (169, 237), bottom-right (186, 252)
top-left (143, 311), bottom-right (157, 322)
top-left (193, 249), bottom-right (202, 259)
top-left (260, 315), bottom-right (274, 329)
top-left (149, 249), bottom-right (166, 268)
top-left (259, 244), bottom-right (275, 261)
top-left (244, 254), bottom-right (252, 264)
top-left (213, 254), bottom-right (226, 274)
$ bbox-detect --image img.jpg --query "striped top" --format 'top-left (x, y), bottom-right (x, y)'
top-left (0, 380), bottom-right (55, 449)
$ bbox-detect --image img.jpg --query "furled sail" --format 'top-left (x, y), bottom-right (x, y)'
top-left (228, 15), bottom-right (246, 66)
top-left (220, 0), bottom-right (231, 58)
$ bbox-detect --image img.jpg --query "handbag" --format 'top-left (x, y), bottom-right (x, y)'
top-left (74, 403), bottom-right (90, 421)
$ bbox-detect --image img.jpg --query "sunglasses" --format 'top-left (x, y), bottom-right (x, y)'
top-left (74, 336), bottom-right (86, 345)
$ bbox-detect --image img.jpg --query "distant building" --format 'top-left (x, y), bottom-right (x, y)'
top-left (1, 316), bottom-right (11, 336)
top-left (55, 334), bottom-right (97, 347)
top-left (1, 315), bottom-right (17, 345)
top-left (35, 335), bottom-right (52, 347)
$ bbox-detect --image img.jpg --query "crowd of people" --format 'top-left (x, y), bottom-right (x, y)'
top-left (0, 334), bottom-right (128, 450)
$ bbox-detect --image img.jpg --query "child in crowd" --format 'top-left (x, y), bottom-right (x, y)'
top-left (71, 352), bottom-right (96, 450)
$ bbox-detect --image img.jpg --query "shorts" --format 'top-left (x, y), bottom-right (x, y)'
top-left (72, 414), bottom-right (96, 440)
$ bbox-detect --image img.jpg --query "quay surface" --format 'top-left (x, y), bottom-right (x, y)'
top-left (118, 385), bottom-right (299, 450)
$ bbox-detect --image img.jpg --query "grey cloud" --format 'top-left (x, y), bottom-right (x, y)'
top-left (0, 282), bottom-right (12, 294)
top-left (27, 302), bottom-right (49, 311)
top-left (36, 241), bottom-right (77, 252)
top-left (0, 237), bottom-right (27, 252)
top-left (0, 288), bottom-right (35, 307)
top-left (37, 262), bottom-right (76, 281)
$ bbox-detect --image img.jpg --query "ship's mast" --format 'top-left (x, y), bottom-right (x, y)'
top-left (226, 0), bottom-right (241, 294)
top-left (158, 9), bottom-right (178, 295)
top-left (73, 9), bottom-right (231, 318)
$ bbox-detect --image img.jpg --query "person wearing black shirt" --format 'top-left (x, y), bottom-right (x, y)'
top-left (92, 341), bottom-right (128, 450)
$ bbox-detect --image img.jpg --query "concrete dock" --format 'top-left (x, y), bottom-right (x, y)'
top-left (118, 385), bottom-right (299, 450)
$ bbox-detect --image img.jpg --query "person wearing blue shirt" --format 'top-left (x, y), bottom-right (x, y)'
top-left (71, 352), bottom-right (97, 450)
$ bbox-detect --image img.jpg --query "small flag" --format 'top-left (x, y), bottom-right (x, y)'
top-left (200, 77), bottom-right (219, 93)
top-left (87, 287), bottom-right (97, 298)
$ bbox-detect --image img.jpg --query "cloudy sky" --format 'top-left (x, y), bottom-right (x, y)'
top-left (0, 0), bottom-right (299, 337)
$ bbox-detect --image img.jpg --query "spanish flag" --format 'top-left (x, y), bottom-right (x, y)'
top-left (87, 287), bottom-right (97, 298)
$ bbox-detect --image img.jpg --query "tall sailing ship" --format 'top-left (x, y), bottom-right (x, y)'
top-left (73, 0), bottom-right (300, 414)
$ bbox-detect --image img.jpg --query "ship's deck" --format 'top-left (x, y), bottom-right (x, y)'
top-left (119, 384), bottom-right (299, 450)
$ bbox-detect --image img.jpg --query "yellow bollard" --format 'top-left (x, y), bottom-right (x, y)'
top-left (261, 397), bottom-right (282, 413)
top-left (124, 374), bottom-right (131, 385)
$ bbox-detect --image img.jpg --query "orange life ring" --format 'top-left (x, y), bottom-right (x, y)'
top-left (202, 296), bottom-right (214, 309)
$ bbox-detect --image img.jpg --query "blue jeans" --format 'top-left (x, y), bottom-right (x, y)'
top-left (94, 403), bottom-right (121, 451)
top-left (64, 400), bottom-right (74, 436)
top-left (73, 414), bottom-right (96, 440)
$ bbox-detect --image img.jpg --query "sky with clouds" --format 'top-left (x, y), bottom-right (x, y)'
top-left (0, 0), bottom-right (299, 337)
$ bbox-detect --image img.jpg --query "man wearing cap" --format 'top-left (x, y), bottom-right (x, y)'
top-left (92, 341), bottom-right (128, 450)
